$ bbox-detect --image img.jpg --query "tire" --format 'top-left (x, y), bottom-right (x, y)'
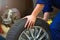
top-left (6, 18), bottom-right (51, 40)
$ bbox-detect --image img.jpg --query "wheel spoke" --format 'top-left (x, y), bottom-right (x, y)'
top-left (34, 27), bottom-right (38, 37)
top-left (23, 31), bottom-right (31, 40)
top-left (19, 36), bottom-right (25, 40)
top-left (30, 29), bottom-right (35, 38)
top-left (38, 32), bottom-right (46, 40)
top-left (36, 28), bottom-right (42, 39)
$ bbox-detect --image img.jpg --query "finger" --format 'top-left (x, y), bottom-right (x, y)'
top-left (32, 22), bottom-right (35, 28)
top-left (24, 19), bottom-right (29, 28)
top-left (29, 21), bottom-right (33, 29)
top-left (27, 20), bottom-right (32, 29)
top-left (22, 16), bottom-right (27, 19)
top-left (30, 22), bottom-right (35, 29)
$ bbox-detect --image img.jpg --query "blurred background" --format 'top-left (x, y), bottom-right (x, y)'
top-left (0, 0), bottom-right (59, 40)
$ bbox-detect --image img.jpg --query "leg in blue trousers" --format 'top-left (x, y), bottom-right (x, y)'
top-left (50, 11), bottom-right (60, 40)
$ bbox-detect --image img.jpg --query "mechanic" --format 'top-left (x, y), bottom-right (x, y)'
top-left (24, 0), bottom-right (60, 40)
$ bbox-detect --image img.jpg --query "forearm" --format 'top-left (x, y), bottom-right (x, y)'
top-left (43, 12), bottom-right (50, 21)
top-left (31, 4), bottom-right (44, 17)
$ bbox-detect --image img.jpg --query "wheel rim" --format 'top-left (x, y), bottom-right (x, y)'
top-left (18, 26), bottom-right (50, 40)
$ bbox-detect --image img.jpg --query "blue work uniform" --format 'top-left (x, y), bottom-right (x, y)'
top-left (36, 0), bottom-right (60, 40)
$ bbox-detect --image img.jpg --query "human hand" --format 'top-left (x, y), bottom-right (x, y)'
top-left (24, 15), bottom-right (36, 29)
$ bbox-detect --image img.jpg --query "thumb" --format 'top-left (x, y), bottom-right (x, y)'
top-left (22, 16), bottom-right (27, 19)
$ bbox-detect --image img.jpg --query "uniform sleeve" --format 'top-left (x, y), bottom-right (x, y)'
top-left (36, 0), bottom-right (53, 13)
top-left (43, 4), bottom-right (53, 13)
top-left (36, 0), bottom-right (48, 4)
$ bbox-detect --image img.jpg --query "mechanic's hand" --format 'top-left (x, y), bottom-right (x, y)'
top-left (43, 18), bottom-right (48, 21)
top-left (24, 15), bottom-right (36, 29)
top-left (37, 17), bottom-right (47, 21)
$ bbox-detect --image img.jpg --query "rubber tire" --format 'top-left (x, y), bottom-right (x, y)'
top-left (6, 18), bottom-right (50, 40)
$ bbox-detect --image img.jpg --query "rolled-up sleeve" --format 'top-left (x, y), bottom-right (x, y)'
top-left (36, 0), bottom-right (53, 13)
top-left (43, 4), bottom-right (53, 13)
top-left (36, 0), bottom-right (48, 4)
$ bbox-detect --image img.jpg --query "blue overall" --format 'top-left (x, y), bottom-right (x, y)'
top-left (37, 0), bottom-right (60, 40)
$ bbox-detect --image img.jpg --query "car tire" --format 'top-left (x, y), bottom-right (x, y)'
top-left (6, 18), bottom-right (51, 40)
